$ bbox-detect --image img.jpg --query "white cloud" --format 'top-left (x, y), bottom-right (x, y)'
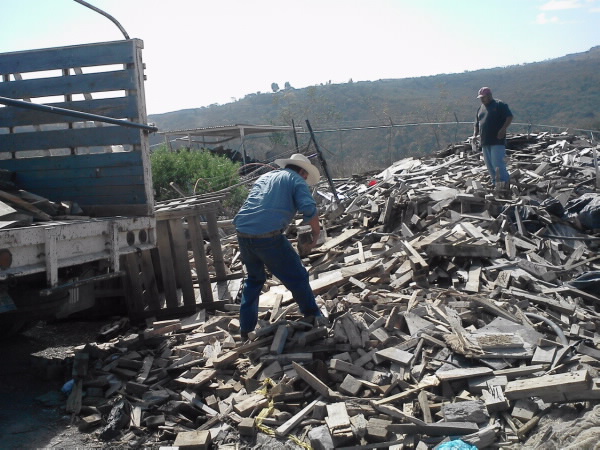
top-left (540, 0), bottom-right (582, 10)
top-left (536, 12), bottom-right (560, 23)
top-left (587, 0), bottom-right (600, 12)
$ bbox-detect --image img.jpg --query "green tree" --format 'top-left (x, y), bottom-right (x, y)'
top-left (150, 146), bottom-right (247, 212)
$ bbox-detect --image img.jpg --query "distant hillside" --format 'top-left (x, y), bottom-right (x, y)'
top-left (149, 46), bottom-right (600, 177)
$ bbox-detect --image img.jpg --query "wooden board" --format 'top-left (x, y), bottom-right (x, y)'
top-left (318, 228), bottom-right (362, 252)
top-left (505, 369), bottom-right (590, 401)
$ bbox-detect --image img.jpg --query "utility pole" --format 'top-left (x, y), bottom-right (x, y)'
top-left (305, 119), bottom-right (340, 204)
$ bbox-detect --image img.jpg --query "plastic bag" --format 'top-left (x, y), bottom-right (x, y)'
top-left (437, 440), bottom-right (478, 450)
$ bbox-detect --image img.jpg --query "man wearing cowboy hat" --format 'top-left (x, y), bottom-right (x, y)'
top-left (233, 153), bottom-right (323, 340)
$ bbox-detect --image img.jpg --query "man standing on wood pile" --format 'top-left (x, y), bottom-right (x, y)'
top-left (473, 86), bottom-right (513, 194)
top-left (233, 153), bottom-right (324, 341)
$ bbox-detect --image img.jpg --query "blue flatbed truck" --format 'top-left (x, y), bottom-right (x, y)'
top-left (0, 39), bottom-right (156, 335)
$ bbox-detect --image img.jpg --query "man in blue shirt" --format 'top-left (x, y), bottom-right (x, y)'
top-left (233, 153), bottom-right (323, 340)
top-left (473, 87), bottom-right (513, 188)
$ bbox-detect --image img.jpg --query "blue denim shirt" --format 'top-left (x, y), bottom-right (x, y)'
top-left (233, 169), bottom-right (317, 235)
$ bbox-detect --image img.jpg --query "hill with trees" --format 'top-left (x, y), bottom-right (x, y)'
top-left (148, 46), bottom-right (600, 177)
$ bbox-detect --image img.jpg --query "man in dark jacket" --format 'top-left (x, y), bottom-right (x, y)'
top-left (473, 87), bottom-right (513, 188)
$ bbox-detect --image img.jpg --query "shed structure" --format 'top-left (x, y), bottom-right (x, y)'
top-left (158, 124), bottom-right (301, 164)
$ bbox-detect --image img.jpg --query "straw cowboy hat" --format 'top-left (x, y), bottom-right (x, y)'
top-left (274, 153), bottom-right (320, 186)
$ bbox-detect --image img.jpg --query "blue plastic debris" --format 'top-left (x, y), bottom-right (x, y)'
top-left (437, 440), bottom-right (478, 450)
top-left (61, 379), bottom-right (75, 395)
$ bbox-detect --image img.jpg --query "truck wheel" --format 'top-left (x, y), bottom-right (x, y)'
top-left (0, 285), bottom-right (69, 338)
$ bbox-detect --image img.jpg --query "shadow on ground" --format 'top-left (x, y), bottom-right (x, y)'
top-left (0, 319), bottom-right (111, 449)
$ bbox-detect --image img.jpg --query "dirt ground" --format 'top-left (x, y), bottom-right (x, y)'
top-left (0, 319), bottom-right (112, 449)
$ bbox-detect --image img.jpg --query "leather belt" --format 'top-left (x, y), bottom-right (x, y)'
top-left (236, 229), bottom-right (282, 239)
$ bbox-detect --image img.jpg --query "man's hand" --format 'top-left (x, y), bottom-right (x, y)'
top-left (497, 129), bottom-right (507, 139)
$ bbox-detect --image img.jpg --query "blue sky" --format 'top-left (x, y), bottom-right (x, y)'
top-left (1, 0), bottom-right (599, 114)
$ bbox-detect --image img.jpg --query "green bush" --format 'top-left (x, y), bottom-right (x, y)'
top-left (150, 146), bottom-right (248, 213)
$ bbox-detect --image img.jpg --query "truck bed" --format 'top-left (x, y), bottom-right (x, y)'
top-left (0, 39), bottom-right (156, 288)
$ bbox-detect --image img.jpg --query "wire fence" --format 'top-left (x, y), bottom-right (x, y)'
top-left (152, 120), bottom-right (600, 196)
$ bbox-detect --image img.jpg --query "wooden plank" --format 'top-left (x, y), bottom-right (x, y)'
top-left (505, 369), bottom-right (590, 401)
top-left (531, 346), bottom-right (556, 365)
top-left (175, 369), bottom-right (217, 387)
top-left (0, 190), bottom-right (52, 220)
top-left (187, 212), bottom-right (213, 303)
top-left (123, 252), bottom-right (147, 321)
top-left (292, 362), bottom-right (337, 399)
top-left (411, 229), bottom-right (451, 249)
top-left (0, 126), bottom-right (141, 153)
top-left (435, 367), bottom-right (493, 382)
top-left (137, 250), bottom-right (161, 313)
top-left (17, 170), bottom-right (145, 191)
top-left (4, 187), bottom-right (146, 208)
top-left (425, 243), bottom-right (501, 258)
top-left (464, 262), bottom-right (482, 293)
top-left (0, 70), bottom-right (136, 101)
top-left (505, 235), bottom-right (517, 260)
top-left (168, 218), bottom-right (196, 309)
top-left (470, 296), bottom-right (520, 323)
top-left (387, 422), bottom-right (479, 436)
top-left (505, 289), bottom-right (576, 315)
top-left (156, 220), bottom-right (179, 309)
top-left (493, 364), bottom-right (547, 380)
top-left (318, 228), bottom-right (362, 252)
top-left (401, 240), bottom-right (428, 267)
top-left (0, 97), bottom-right (138, 128)
top-left (326, 402), bottom-right (352, 431)
top-left (417, 390), bottom-right (432, 423)
top-left (374, 347), bottom-right (414, 366)
top-left (0, 39), bottom-right (138, 74)
top-left (275, 397), bottom-right (321, 437)
top-left (0, 149), bottom-right (149, 211)
top-left (205, 210), bottom-right (227, 281)
top-left (0, 147), bottom-right (143, 171)
top-left (460, 222), bottom-right (488, 241)
top-left (374, 383), bottom-right (437, 406)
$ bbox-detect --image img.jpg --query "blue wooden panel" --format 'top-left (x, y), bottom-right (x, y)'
top-left (0, 150), bottom-right (143, 170)
top-left (14, 173), bottom-right (145, 189)
top-left (0, 97), bottom-right (139, 128)
top-left (0, 126), bottom-right (142, 152)
top-left (31, 186), bottom-right (147, 206)
top-left (9, 165), bottom-right (143, 182)
top-left (0, 152), bottom-right (148, 206)
top-left (0, 40), bottom-right (140, 74)
top-left (0, 70), bottom-right (136, 100)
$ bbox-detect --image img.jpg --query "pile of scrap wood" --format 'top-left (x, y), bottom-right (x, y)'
top-left (39, 132), bottom-right (600, 449)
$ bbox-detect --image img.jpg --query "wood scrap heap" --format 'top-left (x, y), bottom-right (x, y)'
top-left (47, 132), bottom-right (600, 449)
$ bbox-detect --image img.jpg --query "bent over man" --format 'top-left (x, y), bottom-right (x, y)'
top-left (233, 153), bottom-right (323, 340)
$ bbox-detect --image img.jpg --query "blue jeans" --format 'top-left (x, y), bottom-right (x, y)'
top-left (237, 234), bottom-right (321, 333)
top-left (482, 145), bottom-right (510, 184)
